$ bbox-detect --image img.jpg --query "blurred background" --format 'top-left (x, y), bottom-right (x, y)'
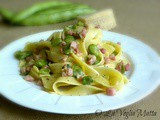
top-left (0, 0), bottom-right (160, 120)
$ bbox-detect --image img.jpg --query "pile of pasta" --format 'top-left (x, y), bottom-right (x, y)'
top-left (15, 21), bottom-right (130, 96)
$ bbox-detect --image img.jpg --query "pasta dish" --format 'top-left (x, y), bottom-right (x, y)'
top-left (14, 21), bottom-right (131, 96)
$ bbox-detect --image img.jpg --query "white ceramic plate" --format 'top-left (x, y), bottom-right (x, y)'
top-left (0, 30), bottom-right (160, 114)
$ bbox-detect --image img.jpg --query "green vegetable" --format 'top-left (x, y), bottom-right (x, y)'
top-left (29, 66), bottom-right (40, 80)
top-left (66, 21), bottom-right (84, 32)
top-left (121, 65), bottom-right (125, 74)
top-left (75, 26), bottom-right (84, 33)
top-left (77, 21), bottom-right (85, 26)
top-left (0, 2), bottom-right (95, 26)
top-left (64, 35), bottom-right (75, 44)
top-left (39, 68), bottom-right (50, 75)
top-left (63, 48), bottom-right (71, 55)
top-left (14, 51), bottom-right (32, 60)
top-left (73, 65), bottom-right (84, 78)
top-left (51, 38), bottom-right (62, 46)
top-left (19, 60), bottom-right (26, 68)
top-left (53, 32), bottom-right (62, 39)
top-left (20, 7), bottom-right (95, 26)
top-left (62, 64), bottom-right (71, 69)
top-left (66, 64), bottom-right (71, 68)
top-left (11, 1), bottom-right (73, 23)
top-left (36, 4), bottom-right (87, 15)
top-left (94, 56), bottom-right (101, 65)
top-left (35, 59), bottom-right (47, 68)
top-left (113, 51), bottom-right (118, 55)
top-left (88, 44), bottom-right (99, 56)
top-left (82, 76), bottom-right (93, 85)
top-left (0, 8), bottom-right (15, 22)
top-left (72, 24), bottom-right (78, 29)
top-left (64, 25), bottom-right (73, 32)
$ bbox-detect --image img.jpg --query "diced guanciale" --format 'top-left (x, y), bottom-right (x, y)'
top-left (125, 63), bottom-right (130, 71)
top-left (24, 75), bottom-right (34, 82)
top-left (62, 64), bottom-right (73, 77)
top-left (100, 48), bottom-right (106, 54)
top-left (80, 28), bottom-right (87, 38)
top-left (106, 88), bottom-right (116, 96)
top-left (117, 42), bottom-right (121, 45)
top-left (104, 57), bottom-right (110, 64)
top-left (116, 61), bottom-right (130, 74)
top-left (70, 41), bottom-right (78, 50)
top-left (109, 54), bottom-right (116, 60)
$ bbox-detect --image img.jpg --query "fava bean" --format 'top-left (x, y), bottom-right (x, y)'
top-left (64, 35), bottom-right (75, 44)
top-left (88, 44), bottom-right (99, 56)
top-left (35, 59), bottom-right (47, 68)
top-left (39, 68), bottom-right (50, 75)
top-left (82, 76), bottom-right (93, 85)
top-left (14, 51), bottom-right (32, 60)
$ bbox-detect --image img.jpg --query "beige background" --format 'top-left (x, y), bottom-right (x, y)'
top-left (0, 0), bottom-right (160, 120)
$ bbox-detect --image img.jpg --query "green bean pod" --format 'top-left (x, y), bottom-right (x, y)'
top-left (35, 4), bottom-right (88, 15)
top-left (12, 1), bottom-right (73, 23)
top-left (0, 8), bottom-right (14, 22)
top-left (20, 7), bottom-right (95, 26)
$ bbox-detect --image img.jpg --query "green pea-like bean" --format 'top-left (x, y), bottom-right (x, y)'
top-left (35, 59), bottom-right (47, 68)
top-left (82, 76), bottom-right (93, 85)
top-left (39, 68), bottom-right (50, 75)
top-left (94, 56), bottom-right (101, 65)
top-left (88, 44), bottom-right (99, 56)
top-left (63, 48), bottom-right (71, 55)
top-left (64, 35), bottom-right (75, 44)
top-left (121, 65), bottom-right (125, 74)
top-left (77, 21), bottom-right (85, 26)
top-left (14, 51), bottom-right (32, 60)
top-left (113, 51), bottom-right (118, 55)
top-left (73, 65), bottom-right (84, 78)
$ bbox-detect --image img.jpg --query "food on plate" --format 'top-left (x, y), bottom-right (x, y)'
top-left (14, 21), bottom-right (131, 96)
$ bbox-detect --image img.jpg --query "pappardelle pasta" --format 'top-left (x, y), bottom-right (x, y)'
top-left (14, 21), bottom-right (131, 96)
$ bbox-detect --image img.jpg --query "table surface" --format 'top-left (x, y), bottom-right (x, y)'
top-left (0, 0), bottom-right (160, 120)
